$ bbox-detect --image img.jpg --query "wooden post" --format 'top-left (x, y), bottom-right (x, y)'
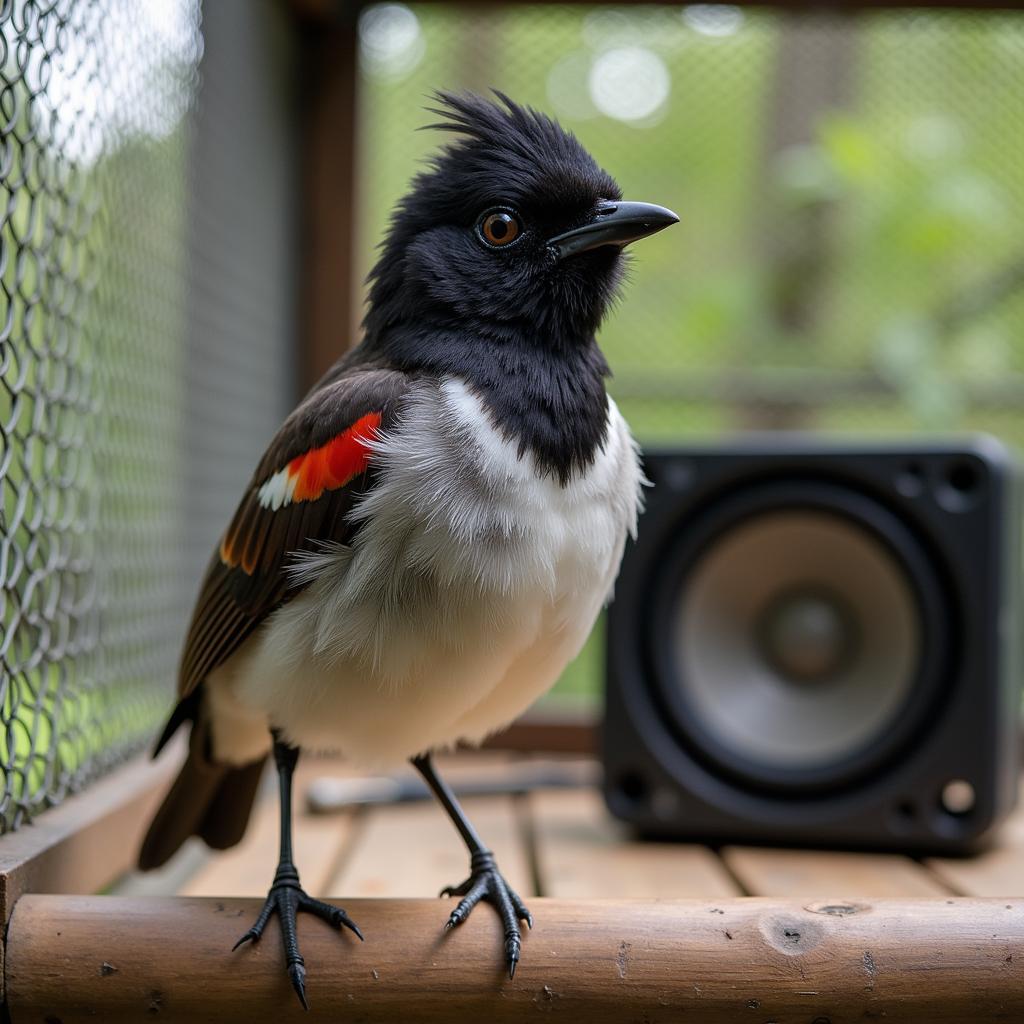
top-left (5, 895), bottom-right (1024, 1021)
top-left (296, 8), bottom-right (361, 390)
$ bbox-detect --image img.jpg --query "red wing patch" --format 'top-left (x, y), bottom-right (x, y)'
top-left (256, 411), bottom-right (382, 510)
top-left (218, 411), bottom-right (381, 572)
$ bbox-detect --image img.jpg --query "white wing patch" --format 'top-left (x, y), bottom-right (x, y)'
top-left (256, 467), bottom-right (298, 511)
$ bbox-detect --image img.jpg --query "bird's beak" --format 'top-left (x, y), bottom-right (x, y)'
top-left (547, 201), bottom-right (679, 260)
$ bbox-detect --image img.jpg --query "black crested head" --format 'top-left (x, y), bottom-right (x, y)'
top-left (364, 91), bottom-right (628, 343)
top-left (361, 91), bottom-right (676, 482)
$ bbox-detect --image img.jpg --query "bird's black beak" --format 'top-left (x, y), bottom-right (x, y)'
top-left (547, 201), bottom-right (679, 260)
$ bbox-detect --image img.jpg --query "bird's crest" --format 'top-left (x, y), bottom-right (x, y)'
top-left (423, 90), bottom-right (591, 170)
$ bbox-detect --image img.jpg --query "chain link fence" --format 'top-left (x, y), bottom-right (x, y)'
top-left (0, 0), bottom-right (296, 831)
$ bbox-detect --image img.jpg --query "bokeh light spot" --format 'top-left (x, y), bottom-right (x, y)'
top-left (588, 47), bottom-right (670, 124)
top-left (359, 4), bottom-right (425, 80)
top-left (682, 5), bottom-right (745, 37)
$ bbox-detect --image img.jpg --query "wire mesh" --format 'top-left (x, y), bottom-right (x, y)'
top-left (355, 4), bottom-right (1024, 444)
top-left (0, 0), bottom-right (297, 831)
top-left (0, 0), bottom-right (201, 830)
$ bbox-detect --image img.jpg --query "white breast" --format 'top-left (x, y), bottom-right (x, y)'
top-left (205, 377), bottom-right (643, 768)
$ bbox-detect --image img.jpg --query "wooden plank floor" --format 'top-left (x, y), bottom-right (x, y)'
top-left (142, 751), bottom-right (1024, 903)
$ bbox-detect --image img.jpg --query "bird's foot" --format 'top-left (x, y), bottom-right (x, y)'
top-left (441, 849), bottom-right (532, 978)
top-left (232, 863), bottom-right (363, 1009)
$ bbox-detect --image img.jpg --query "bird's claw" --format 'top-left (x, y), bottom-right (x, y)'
top-left (232, 872), bottom-right (362, 1009)
top-left (440, 849), bottom-right (531, 978)
top-left (289, 961), bottom-right (309, 1011)
top-left (299, 892), bottom-right (364, 941)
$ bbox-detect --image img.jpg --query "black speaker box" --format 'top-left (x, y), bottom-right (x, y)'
top-left (603, 437), bottom-right (1022, 853)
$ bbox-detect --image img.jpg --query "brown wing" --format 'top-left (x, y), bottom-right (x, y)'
top-left (176, 366), bottom-right (410, 704)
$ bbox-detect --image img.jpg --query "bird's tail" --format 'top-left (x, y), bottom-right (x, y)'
top-left (138, 704), bottom-right (266, 871)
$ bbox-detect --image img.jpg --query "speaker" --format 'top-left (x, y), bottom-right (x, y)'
top-left (603, 437), bottom-right (1022, 853)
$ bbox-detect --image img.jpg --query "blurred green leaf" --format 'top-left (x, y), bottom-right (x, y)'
top-left (874, 315), bottom-right (936, 386)
top-left (773, 143), bottom-right (844, 204)
top-left (819, 115), bottom-right (885, 184)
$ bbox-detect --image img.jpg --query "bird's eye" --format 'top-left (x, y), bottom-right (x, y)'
top-left (478, 210), bottom-right (521, 248)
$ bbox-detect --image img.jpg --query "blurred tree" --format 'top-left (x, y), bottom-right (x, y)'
top-left (743, 14), bottom-right (859, 428)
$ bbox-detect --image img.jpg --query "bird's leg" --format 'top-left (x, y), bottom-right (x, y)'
top-left (411, 752), bottom-right (532, 978)
top-left (233, 731), bottom-right (362, 1008)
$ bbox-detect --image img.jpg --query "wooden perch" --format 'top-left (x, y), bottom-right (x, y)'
top-left (5, 895), bottom-right (1023, 1022)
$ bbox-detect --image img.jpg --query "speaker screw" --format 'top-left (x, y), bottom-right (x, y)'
top-left (663, 460), bottom-right (695, 491)
top-left (941, 779), bottom-right (976, 816)
top-left (895, 462), bottom-right (925, 497)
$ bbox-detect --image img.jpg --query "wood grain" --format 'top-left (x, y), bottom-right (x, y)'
top-left (482, 714), bottom-right (597, 755)
top-left (299, 14), bottom-right (360, 385)
top-left (531, 789), bottom-right (740, 898)
top-left (7, 895), bottom-right (1024, 1022)
top-left (329, 794), bottom-right (532, 898)
top-left (180, 801), bottom-right (353, 899)
top-left (723, 845), bottom-right (953, 897)
top-left (180, 756), bottom-right (354, 897)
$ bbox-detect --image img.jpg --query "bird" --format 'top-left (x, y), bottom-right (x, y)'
top-left (138, 90), bottom-right (678, 1008)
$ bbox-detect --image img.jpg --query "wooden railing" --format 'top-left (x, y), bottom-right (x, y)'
top-left (5, 895), bottom-right (1023, 1021)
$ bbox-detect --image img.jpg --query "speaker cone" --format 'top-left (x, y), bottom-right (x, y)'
top-left (650, 481), bottom-right (951, 794)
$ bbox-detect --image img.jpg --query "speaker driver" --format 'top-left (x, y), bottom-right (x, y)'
top-left (651, 482), bottom-right (951, 794)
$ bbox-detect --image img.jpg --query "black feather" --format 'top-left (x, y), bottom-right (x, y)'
top-left (362, 91), bottom-right (626, 483)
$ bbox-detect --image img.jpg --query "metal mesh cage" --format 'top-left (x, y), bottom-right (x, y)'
top-left (0, 0), bottom-right (297, 831)
top-left (355, 4), bottom-right (1024, 443)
